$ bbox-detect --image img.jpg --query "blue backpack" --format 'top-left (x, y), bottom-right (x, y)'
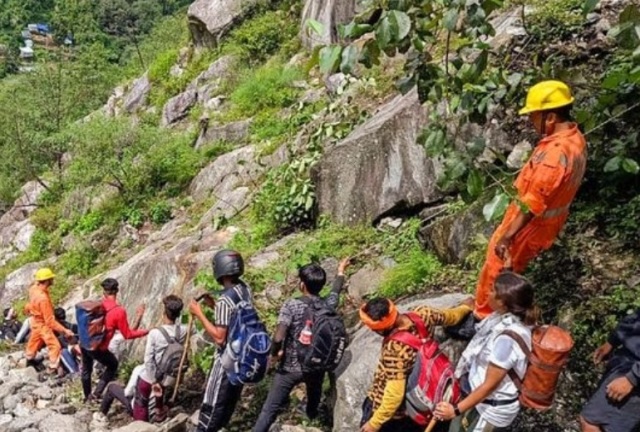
top-left (221, 285), bottom-right (271, 385)
top-left (75, 300), bottom-right (115, 351)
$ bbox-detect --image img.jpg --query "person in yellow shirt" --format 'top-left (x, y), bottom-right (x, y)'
top-left (359, 297), bottom-right (473, 432)
top-left (24, 268), bottom-right (74, 374)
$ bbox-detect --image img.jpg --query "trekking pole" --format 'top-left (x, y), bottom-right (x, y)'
top-left (425, 384), bottom-right (453, 432)
top-left (171, 313), bottom-right (194, 404)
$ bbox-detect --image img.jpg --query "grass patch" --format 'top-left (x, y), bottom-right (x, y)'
top-left (378, 249), bottom-right (443, 298)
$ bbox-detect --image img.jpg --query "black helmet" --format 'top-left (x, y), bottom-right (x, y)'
top-left (212, 249), bottom-right (244, 282)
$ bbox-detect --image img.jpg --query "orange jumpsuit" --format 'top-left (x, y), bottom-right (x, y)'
top-left (24, 283), bottom-right (68, 367)
top-left (474, 124), bottom-right (587, 319)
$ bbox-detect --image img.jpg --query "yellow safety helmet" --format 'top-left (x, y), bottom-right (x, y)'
top-left (519, 80), bottom-right (574, 115)
top-left (35, 268), bottom-right (55, 282)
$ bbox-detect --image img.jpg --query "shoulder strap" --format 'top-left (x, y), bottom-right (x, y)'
top-left (157, 326), bottom-right (176, 344)
top-left (500, 329), bottom-right (531, 390)
top-left (386, 330), bottom-right (423, 350)
top-left (405, 312), bottom-right (429, 340)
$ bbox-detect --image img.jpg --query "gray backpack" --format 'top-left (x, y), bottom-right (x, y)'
top-left (155, 325), bottom-right (187, 388)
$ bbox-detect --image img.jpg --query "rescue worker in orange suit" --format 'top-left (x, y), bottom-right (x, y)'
top-left (452, 81), bottom-right (587, 338)
top-left (24, 268), bottom-right (74, 374)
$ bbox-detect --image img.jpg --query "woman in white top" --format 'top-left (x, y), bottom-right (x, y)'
top-left (434, 271), bottom-right (538, 432)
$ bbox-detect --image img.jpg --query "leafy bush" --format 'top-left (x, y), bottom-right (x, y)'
top-left (74, 210), bottom-right (105, 235)
top-left (148, 49), bottom-right (179, 83)
top-left (379, 249), bottom-right (443, 298)
top-left (229, 63), bottom-right (302, 116)
top-left (224, 11), bottom-right (298, 63)
top-left (59, 245), bottom-right (99, 277)
top-left (526, 0), bottom-right (585, 38)
top-left (150, 201), bottom-right (173, 225)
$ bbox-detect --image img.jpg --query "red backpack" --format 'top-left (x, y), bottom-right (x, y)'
top-left (386, 312), bottom-right (461, 426)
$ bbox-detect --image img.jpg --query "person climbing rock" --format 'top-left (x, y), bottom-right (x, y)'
top-left (81, 278), bottom-right (149, 403)
top-left (359, 297), bottom-right (473, 432)
top-left (100, 295), bottom-right (188, 423)
top-left (24, 268), bottom-right (75, 374)
top-left (253, 258), bottom-right (351, 432)
top-left (189, 249), bottom-right (253, 432)
top-left (434, 272), bottom-right (539, 431)
top-left (465, 80), bottom-right (587, 332)
top-left (580, 309), bottom-right (640, 432)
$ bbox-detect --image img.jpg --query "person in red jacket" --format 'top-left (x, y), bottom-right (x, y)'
top-left (82, 278), bottom-right (148, 403)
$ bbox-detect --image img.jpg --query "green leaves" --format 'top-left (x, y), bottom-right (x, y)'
top-left (483, 192), bottom-right (510, 222)
top-left (443, 9), bottom-right (459, 31)
top-left (340, 45), bottom-right (359, 74)
top-left (319, 45), bottom-right (342, 74)
top-left (582, 0), bottom-right (599, 16)
top-left (306, 19), bottom-right (325, 37)
top-left (622, 158), bottom-right (640, 174)
top-left (604, 156), bottom-right (640, 174)
top-left (375, 10), bottom-right (411, 49)
top-left (467, 169), bottom-right (484, 199)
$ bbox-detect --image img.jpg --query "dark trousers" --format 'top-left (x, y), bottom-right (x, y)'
top-left (101, 382), bottom-right (132, 416)
top-left (81, 348), bottom-right (119, 399)
top-left (196, 356), bottom-right (243, 432)
top-left (360, 397), bottom-right (431, 432)
top-left (253, 370), bottom-right (325, 432)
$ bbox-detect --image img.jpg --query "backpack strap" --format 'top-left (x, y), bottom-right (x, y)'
top-left (157, 326), bottom-right (177, 344)
top-left (500, 329), bottom-right (531, 391)
top-left (405, 312), bottom-right (429, 340)
top-left (387, 331), bottom-right (423, 350)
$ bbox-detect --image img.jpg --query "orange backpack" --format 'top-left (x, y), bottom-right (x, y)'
top-left (502, 325), bottom-right (574, 410)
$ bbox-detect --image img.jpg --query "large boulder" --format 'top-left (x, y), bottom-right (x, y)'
top-left (333, 293), bottom-right (469, 432)
top-left (188, 0), bottom-right (259, 48)
top-left (195, 118), bottom-right (252, 149)
top-left (162, 88), bottom-right (198, 127)
top-left (300, 0), bottom-right (356, 48)
top-left (418, 203), bottom-right (495, 264)
top-left (312, 89), bottom-right (441, 225)
top-left (0, 261), bottom-right (48, 308)
top-left (123, 73), bottom-right (152, 113)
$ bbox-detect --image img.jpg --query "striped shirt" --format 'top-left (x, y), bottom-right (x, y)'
top-left (215, 282), bottom-right (252, 331)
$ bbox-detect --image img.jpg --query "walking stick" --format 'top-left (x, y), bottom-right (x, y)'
top-left (425, 384), bottom-right (454, 432)
top-left (171, 313), bottom-right (194, 404)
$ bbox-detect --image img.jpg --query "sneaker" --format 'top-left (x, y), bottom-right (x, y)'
top-left (445, 312), bottom-right (480, 341)
top-left (92, 412), bottom-right (108, 423)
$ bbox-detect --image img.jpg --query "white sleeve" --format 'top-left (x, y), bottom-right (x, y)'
top-left (143, 330), bottom-right (158, 384)
top-left (488, 335), bottom-right (518, 370)
top-left (125, 364), bottom-right (145, 397)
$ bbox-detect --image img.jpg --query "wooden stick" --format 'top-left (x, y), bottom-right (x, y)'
top-left (426, 384), bottom-right (454, 432)
top-left (171, 314), bottom-right (194, 404)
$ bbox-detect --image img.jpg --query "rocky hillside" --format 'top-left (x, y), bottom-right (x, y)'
top-left (0, 0), bottom-right (638, 430)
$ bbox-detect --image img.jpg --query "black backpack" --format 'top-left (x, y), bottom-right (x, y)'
top-left (155, 325), bottom-right (187, 388)
top-left (296, 297), bottom-right (347, 373)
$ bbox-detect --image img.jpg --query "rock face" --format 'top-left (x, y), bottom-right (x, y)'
top-left (312, 89), bottom-right (441, 225)
top-left (333, 293), bottom-right (469, 432)
top-left (123, 73), bottom-right (152, 113)
top-left (188, 0), bottom-right (258, 48)
top-left (300, 0), bottom-right (356, 48)
top-left (418, 203), bottom-right (495, 264)
top-left (195, 118), bottom-right (252, 149)
top-left (162, 88), bottom-right (198, 127)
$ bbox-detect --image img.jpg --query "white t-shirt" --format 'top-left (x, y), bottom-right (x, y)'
top-left (468, 321), bottom-right (531, 428)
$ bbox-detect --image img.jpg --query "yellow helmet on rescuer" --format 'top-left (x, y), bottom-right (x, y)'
top-left (35, 268), bottom-right (56, 282)
top-left (519, 80), bottom-right (575, 115)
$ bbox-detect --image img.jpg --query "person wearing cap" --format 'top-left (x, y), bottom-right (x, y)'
top-left (359, 297), bottom-right (473, 432)
top-left (466, 80), bottom-right (587, 326)
top-left (24, 268), bottom-right (74, 373)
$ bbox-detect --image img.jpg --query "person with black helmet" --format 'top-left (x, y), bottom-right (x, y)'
top-left (189, 249), bottom-right (253, 432)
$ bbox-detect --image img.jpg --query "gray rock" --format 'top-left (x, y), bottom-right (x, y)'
top-left (248, 250), bottom-right (281, 269)
top-left (195, 119), bottom-right (252, 149)
top-left (189, 146), bottom-right (264, 202)
top-left (32, 386), bottom-right (53, 400)
top-left (324, 73), bottom-right (348, 94)
top-left (123, 73), bottom-right (152, 113)
top-left (8, 367), bottom-right (39, 383)
top-left (13, 402), bottom-right (32, 417)
top-left (333, 293), bottom-right (469, 432)
top-left (281, 426), bottom-right (324, 432)
top-left (12, 222), bottom-right (35, 252)
top-left (51, 404), bottom-right (75, 415)
top-left (112, 421), bottom-right (160, 432)
top-left (595, 18), bottom-right (611, 34)
top-left (5, 408), bottom-right (51, 431)
top-left (300, 0), bottom-right (355, 49)
top-left (0, 382), bottom-right (21, 402)
top-left (39, 413), bottom-right (88, 432)
top-left (312, 88), bottom-right (441, 225)
top-left (198, 187), bottom-right (251, 223)
top-left (0, 414), bottom-right (13, 429)
top-left (158, 413), bottom-right (190, 432)
top-left (1, 263), bottom-right (45, 310)
top-left (3, 394), bottom-right (20, 412)
top-left (190, 56), bottom-right (235, 92)
top-left (161, 88), bottom-right (197, 127)
top-left (506, 140), bottom-right (532, 169)
top-left (36, 399), bottom-right (50, 409)
top-left (188, 0), bottom-right (259, 48)
top-left (347, 265), bottom-right (385, 302)
top-left (418, 202), bottom-right (494, 264)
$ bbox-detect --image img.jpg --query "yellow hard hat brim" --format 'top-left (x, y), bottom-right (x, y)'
top-left (518, 98), bottom-right (575, 116)
top-left (519, 107), bottom-right (534, 115)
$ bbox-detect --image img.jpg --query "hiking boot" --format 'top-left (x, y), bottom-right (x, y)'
top-left (445, 312), bottom-right (480, 341)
